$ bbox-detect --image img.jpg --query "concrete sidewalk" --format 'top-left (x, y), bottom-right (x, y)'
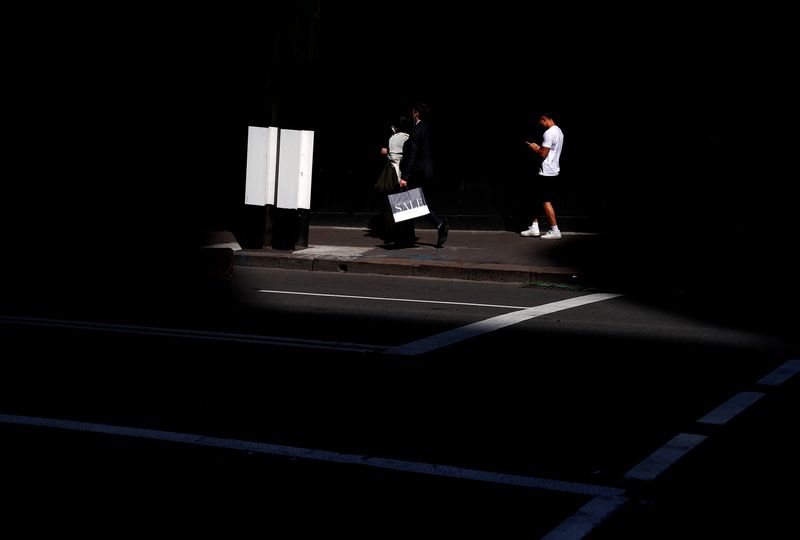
top-left (231, 226), bottom-right (604, 286)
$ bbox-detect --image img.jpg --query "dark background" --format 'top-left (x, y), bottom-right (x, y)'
top-left (6, 2), bottom-right (796, 298)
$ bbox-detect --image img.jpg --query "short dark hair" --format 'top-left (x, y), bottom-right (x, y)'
top-left (394, 115), bottom-right (412, 134)
top-left (413, 102), bottom-right (431, 121)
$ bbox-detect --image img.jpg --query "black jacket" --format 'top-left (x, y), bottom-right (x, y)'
top-left (400, 120), bottom-right (434, 181)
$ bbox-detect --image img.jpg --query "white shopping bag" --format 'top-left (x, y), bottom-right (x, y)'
top-left (388, 187), bottom-right (430, 223)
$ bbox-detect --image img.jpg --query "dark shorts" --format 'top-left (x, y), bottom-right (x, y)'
top-left (525, 174), bottom-right (560, 204)
top-left (538, 174), bottom-right (559, 202)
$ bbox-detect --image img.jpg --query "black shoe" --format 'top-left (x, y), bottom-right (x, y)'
top-left (436, 220), bottom-right (449, 248)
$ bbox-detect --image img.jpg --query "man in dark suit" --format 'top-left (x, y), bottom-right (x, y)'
top-left (399, 102), bottom-right (449, 248)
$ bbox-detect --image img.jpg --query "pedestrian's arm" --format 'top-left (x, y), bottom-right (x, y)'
top-left (526, 142), bottom-right (550, 158)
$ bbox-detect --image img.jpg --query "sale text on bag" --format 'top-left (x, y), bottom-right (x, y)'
top-left (388, 187), bottom-right (430, 222)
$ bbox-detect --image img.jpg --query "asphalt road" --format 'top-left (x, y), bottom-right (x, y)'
top-left (2, 268), bottom-right (798, 538)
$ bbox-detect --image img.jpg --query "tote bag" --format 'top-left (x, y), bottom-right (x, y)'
top-left (387, 187), bottom-right (430, 223)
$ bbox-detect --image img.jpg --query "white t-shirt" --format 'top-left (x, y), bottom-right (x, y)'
top-left (387, 131), bottom-right (409, 177)
top-left (539, 125), bottom-right (564, 177)
top-left (387, 132), bottom-right (409, 165)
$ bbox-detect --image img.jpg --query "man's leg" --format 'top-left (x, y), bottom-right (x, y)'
top-left (544, 201), bottom-right (557, 228)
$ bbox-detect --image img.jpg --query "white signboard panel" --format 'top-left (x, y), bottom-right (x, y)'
top-left (276, 129), bottom-right (314, 210)
top-left (244, 126), bottom-right (278, 206)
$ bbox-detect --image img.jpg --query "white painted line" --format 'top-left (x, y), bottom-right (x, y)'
top-left (256, 289), bottom-right (532, 310)
top-left (385, 292), bottom-right (622, 355)
top-left (757, 359), bottom-right (800, 386)
top-left (542, 495), bottom-right (629, 540)
top-left (624, 433), bottom-right (707, 481)
top-left (0, 315), bottom-right (386, 354)
top-left (696, 391), bottom-right (765, 425)
top-left (0, 414), bottom-right (624, 498)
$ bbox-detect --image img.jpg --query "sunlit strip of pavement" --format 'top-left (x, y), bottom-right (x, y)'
top-left (0, 315), bottom-right (387, 354)
top-left (542, 495), bottom-right (630, 540)
top-left (256, 289), bottom-right (533, 310)
top-left (696, 391), bottom-right (765, 425)
top-left (0, 413), bottom-right (624, 498)
top-left (385, 292), bottom-right (623, 355)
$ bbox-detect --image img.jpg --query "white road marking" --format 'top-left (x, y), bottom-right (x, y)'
top-left (757, 359), bottom-right (800, 386)
top-left (542, 495), bottom-right (629, 540)
top-left (0, 292), bottom-right (620, 357)
top-left (0, 414), bottom-right (624, 498)
top-left (624, 433), bottom-right (707, 481)
top-left (385, 292), bottom-right (622, 355)
top-left (256, 289), bottom-right (532, 310)
top-left (697, 391), bottom-right (765, 425)
top-left (0, 315), bottom-right (386, 353)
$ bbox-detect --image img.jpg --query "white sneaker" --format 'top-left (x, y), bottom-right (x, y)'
top-left (541, 229), bottom-right (562, 239)
top-left (520, 227), bottom-right (540, 237)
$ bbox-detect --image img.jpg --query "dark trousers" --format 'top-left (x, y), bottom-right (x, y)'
top-left (415, 176), bottom-right (443, 229)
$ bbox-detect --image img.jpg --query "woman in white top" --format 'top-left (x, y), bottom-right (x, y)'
top-left (372, 116), bottom-right (412, 242)
top-left (375, 117), bottom-right (411, 193)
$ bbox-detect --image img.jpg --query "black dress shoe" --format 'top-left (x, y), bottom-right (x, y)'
top-left (436, 220), bottom-right (449, 248)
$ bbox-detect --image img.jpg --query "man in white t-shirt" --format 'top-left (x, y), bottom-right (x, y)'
top-left (521, 112), bottom-right (564, 239)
